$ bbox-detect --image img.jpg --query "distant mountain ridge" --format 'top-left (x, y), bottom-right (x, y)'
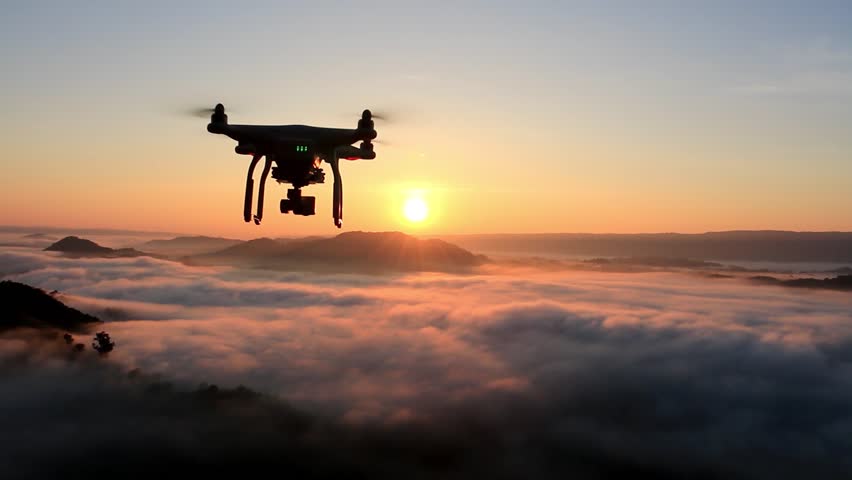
top-left (141, 235), bottom-right (242, 256)
top-left (206, 237), bottom-right (296, 258)
top-left (23, 233), bottom-right (55, 239)
top-left (45, 236), bottom-right (146, 258)
top-left (750, 274), bottom-right (852, 291)
top-left (441, 231), bottom-right (852, 263)
top-left (186, 231), bottom-right (487, 272)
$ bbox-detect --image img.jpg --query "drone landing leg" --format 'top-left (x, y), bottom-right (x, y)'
top-left (243, 154), bottom-right (262, 223)
top-left (330, 156), bottom-right (343, 228)
top-left (254, 156), bottom-right (273, 225)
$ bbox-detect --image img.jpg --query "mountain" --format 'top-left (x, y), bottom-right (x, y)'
top-left (44, 236), bottom-right (146, 258)
top-left (583, 257), bottom-right (724, 268)
top-left (0, 232), bottom-right (56, 248)
top-left (45, 236), bottom-right (113, 254)
top-left (22, 233), bottom-right (55, 239)
top-left (749, 274), bottom-right (852, 291)
top-left (141, 235), bottom-right (243, 256)
top-left (441, 231), bottom-right (852, 263)
top-left (284, 231), bottom-right (485, 268)
top-left (186, 231), bottom-right (487, 272)
top-left (0, 280), bottom-right (101, 331)
top-left (205, 237), bottom-right (293, 259)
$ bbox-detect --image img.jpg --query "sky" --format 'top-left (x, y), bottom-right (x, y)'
top-left (1, 1), bottom-right (851, 238)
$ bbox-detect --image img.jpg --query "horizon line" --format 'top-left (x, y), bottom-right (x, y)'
top-left (4, 224), bottom-right (852, 239)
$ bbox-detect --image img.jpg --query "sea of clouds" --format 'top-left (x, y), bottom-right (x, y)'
top-left (2, 247), bottom-right (852, 478)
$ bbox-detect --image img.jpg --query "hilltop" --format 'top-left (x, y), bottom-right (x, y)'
top-left (185, 231), bottom-right (487, 273)
top-left (44, 236), bottom-right (146, 258)
top-left (0, 280), bottom-right (101, 332)
top-left (140, 235), bottom-right (243, 257)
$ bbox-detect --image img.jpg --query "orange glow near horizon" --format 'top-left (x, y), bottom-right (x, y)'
top-left (1, 5), bottom-right (851, 238)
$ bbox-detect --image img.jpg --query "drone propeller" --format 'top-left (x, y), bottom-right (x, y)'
top-left (370, 111), bottom-right (392, 122)
top-left (186, 107), bottom-right (217, 118)
top-left (347, 108), bottom-right (396, 124)
top-left (356, 109), bottom-right (393, 150)
top-left (181, 103), bottom-right (232, 119)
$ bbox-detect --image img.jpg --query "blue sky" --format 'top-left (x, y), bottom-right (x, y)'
top-left (1, 1), bottom-right (850, 235)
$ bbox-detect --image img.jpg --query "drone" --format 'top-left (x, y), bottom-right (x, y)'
top-left (204, 104), bottom-right (379, 228)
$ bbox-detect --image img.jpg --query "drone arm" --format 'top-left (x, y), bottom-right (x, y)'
top-left (330, 155), bottom-right (343, 228)
top-left (254, 156), bottom-right (273, 224)
top-left (243, 154), bottom-right (263, 223)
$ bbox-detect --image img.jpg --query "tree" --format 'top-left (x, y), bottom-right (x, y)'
top-left (92, 331), bottom-right (115, 355)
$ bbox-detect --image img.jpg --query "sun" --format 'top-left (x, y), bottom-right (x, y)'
top-left (403, 196), bottom-right (429, 223)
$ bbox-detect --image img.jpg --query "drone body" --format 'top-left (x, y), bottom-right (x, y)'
top-left (206, 104), bottom-right (378, 228)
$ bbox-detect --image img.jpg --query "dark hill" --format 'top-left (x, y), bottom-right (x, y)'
top-left (45, 236), bottom-right (112, 254)
top-left (141, 236), bottom-right (243, 256)
top-left (0, 280), bottom-right (101, 331)
top-left (287, 231), bottom-right (483, 268)
top-left (750, 274), bottom-right (852, 291)
top-left (208, 237), bottom-right (292, 258)
top-left (187, 231), bottom-right (486, 272)
top-left (44, 236), bottom-right (146, 258)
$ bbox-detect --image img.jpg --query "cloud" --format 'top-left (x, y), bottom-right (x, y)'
top-left (2, 248), bottom-right (852, 478)
top-left (1, 250), bottom-right (376, 308)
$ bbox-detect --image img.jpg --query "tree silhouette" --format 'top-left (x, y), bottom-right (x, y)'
top-left (92, 331), bottom-right (115, 355)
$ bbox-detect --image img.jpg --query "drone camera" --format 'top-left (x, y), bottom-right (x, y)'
top-left (280, 197), bottom-right (316, 216)
top-left (280, 189), bottom-right (316, 216)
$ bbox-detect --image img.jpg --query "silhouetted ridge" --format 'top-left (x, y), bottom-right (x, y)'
top-left (445, 231), bottom-right (852, 263)
top-left (0, 280), bottom-right (100, 331)
top-left (584, 257), bottom-right (723, 268)
top-left (44, 236), bottom-right (145, 258)
top-left (45, 236), bottom-right (112, 254)
top-left (210, 237), bottom-right (291, 257)
top-left (750, 274), bottom-right (852, 291)
top-left (186, 231), bottom-right (486, 272)
top-left (288, 231), bottom-right (481, 264)
top-left (141, 235), bottom-right (242, 256)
